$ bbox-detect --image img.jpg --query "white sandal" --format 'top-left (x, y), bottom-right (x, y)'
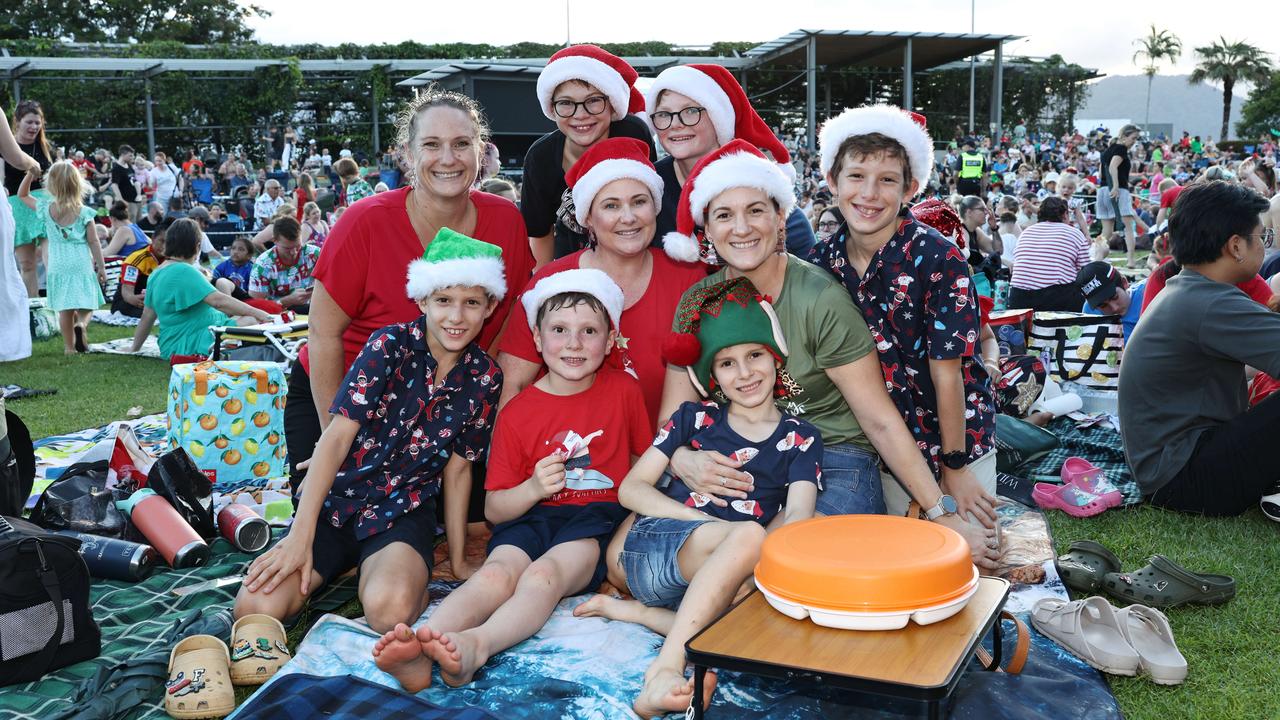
top-left (1031, 597), bottom-right (1140, 676)
top-left (1114, 604), bottom-right (1188, 685)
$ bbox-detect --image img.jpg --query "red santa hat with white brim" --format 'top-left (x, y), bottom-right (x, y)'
top-left (819, 105), bottom-right (934, 193)
top-left (644, 64), bottom-right (796, 180)
top-left (520, 268), bottom-right (624, 332)
top-left (661, 139), bottom-right (796, 265)
top-left (536, 44), bottom-right (645, 122)
top-left (565, 137), bottom-right (663, 228)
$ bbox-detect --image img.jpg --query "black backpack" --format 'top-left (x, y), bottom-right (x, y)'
top-left (0, 516), bottom-right (101, 687)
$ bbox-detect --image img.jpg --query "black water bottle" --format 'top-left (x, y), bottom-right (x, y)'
top-left (54, 530), bottom-right (159, 582)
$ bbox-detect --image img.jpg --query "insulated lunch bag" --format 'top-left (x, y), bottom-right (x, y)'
top-left (167, 361), bottom-right (288, 485)
top-left (0, 515), bottom-right (101, 686)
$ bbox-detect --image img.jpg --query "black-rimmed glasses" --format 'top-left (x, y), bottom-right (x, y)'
top-left (1254, 228), bottom-right (1276, 249)
top-left (649, 107), bottom-right (706, 130)
top-left (552, 96), bottom-right (608, 118)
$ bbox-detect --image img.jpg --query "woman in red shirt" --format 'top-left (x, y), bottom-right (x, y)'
top-left (293, 171), bottom-right (316, 220)
top-left (497, 138), bottom-right (704, 427)
top-left (287, 89), bottom-right (536, 572)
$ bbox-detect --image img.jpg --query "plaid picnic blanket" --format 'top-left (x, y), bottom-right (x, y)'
top-left (231, 673), bottom-right (501, 719)
top-left (0, 537), bottom-right (357, 720)
top-left (91, 310), bottom-right (141, 327)
top-left (86, 337), bottom-right (161, 358)
top-left (1019, 416), bottom-right (1142, 505)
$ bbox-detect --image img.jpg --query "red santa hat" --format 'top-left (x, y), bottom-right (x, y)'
top-left (644, 64), bottom-right (795, 179)
top-left (819, 105), bottom-right (933, 192)
top-left (565, 137), bottom-right (664, 228)
top-left (661, 139), bottom-right (795, 264)
top-left (520, 268), bottom-right (624, 332)
top-left (536, 44), bottom-right (645, 122)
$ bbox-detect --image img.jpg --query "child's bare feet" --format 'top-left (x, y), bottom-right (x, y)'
top-left (572, 594), bottom-right (646, 624)
top-left (449, 556), bottom-right (482, 581)
top-left (632, 666), bottom-right (716, 719)
top-left (371, 623), bottom-right (433, 693)
top-left (428, 630), bottom-right (488, 687)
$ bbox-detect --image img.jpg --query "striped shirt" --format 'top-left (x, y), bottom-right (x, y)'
top-left (1010, 221), bottom-right (1090, 290)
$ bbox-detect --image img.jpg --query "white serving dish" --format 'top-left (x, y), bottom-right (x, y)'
top-left (755, 567), bottom-right (981, 631)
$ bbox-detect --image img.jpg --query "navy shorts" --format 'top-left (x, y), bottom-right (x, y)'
top-left (310, 495), bottom-right (437, 585)
top-left (487, 502), bottom-right (630, 595)
top-left (620, 516), bottom-right (713, 609)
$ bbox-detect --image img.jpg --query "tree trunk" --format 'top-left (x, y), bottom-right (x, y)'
top-left (1221, 77), bottom-right (1234, 141)
top-left (1145, 74), bottom-right (1154, 131)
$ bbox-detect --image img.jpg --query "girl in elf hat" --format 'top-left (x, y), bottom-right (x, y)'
top-left (575, 276), bottom-right (819, 719)
top-left (498, 137), bottom-right (704, 425)
top-left (644, 64), bottom-right (815, 256)
top-left (237, 228), bottom-right (506, 637)
top-left (523, 44), bottom-right (657, 264)
top-left (809, 105), bottom-right (1000, 542)
top-left (658, 139), bottom-right (999, 570)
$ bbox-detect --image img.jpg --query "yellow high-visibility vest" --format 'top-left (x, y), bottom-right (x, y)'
top-left (959, 152), bottom-right (984, 179)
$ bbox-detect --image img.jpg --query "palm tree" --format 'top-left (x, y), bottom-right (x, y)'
top-left (1133, 26), bottom-right (1181, 131)
top-left (1189, 38), bottom-right (1274, 141)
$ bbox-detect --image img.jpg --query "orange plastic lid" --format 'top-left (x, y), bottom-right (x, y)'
top-left (755, 515), bottom-right (975, 612)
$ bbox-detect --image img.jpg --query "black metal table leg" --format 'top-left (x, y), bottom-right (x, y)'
top-left (988, 613), bottom-right (1004, 671)
top-left (692, 665), bottom-right (707, 719)
top-left (927, 698), bottom-right (940, 720)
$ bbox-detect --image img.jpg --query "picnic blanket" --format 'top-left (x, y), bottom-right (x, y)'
top-left (1019, 416), bottom-right (1142, 506)
top-left (257, 501), bottom-right (1120, 720)
top-left (87, 336), bottom-right (161, 358)
top-left (0, 538), bottom-right (357, 720)
top-left (91, 310), bottom-right (141, 327)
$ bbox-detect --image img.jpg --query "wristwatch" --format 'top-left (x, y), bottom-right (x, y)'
top-left (941, 450), bottom-right (968, 470)
top-left (925, 494), bottom-right (959, 520)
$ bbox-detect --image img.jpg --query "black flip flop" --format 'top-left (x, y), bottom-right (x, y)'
top-left (73, 325), bottom-right (88, 353)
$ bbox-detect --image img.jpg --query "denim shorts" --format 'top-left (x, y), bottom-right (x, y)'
top-left (619, 516), bottom-right (712, 609)
top-left (814, 442), bottom-right (885, 516)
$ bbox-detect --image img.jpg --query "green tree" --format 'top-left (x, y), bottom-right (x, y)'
top-left (0, 0), bottom-right (268, 43)
top-left (1189, 38), bottom-right (1274, 141)
top-left (1132, 25), bottom-right (1181, 132)
top-left (1238, 73), bottom-right (1280, 141)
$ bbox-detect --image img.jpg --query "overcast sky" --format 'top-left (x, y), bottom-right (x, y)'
top-left (250, 0), bottom-right (1278, 83)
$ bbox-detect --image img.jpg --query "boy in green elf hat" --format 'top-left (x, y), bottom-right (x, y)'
top-left (235, 228), bottom-right (506, 641)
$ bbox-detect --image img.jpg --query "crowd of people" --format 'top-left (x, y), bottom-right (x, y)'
top-left (3, 41), bottom-right (1280, 718)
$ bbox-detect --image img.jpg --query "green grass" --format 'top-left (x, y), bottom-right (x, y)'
top-left (1046, 507), bottom-right (1280, 720)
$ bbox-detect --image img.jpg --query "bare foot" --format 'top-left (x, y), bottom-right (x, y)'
top-left (1026, 411), bottom-right (1054, 427)
top-left (572, 594), bottom-right (646, 624)
top-left (371, 623), bottom-right (433, 693)
top-left (633, 666), bottom-right (717, 719)
top-left (428, 630), bottom-right (488, 687)
top-left (449, 556), bottom-right (482, 581)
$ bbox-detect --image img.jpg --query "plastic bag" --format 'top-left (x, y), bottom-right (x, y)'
top-left (146, 448), bottom-right (216, 539)
top-left (31, 460), bottom-right (131, 537)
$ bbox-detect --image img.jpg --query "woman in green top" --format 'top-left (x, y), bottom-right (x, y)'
top-left (657, 141), bottom-right (998, 565)
top-left (132, 219), bottom-right (272, 359)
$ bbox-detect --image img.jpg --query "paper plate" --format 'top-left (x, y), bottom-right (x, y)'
top-left (755, 515), bottom-right (976, 616)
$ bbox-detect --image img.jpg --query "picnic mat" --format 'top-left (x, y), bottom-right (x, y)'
top-left (1020, 416), bottom-right (1142, 506)
top-left (91, 310), bottom-right (141, 327)
top-left (253, 501), bottom-right (1120, 720)
top-left (87, 336), bottom-right (161, 358)
top-left (0, 538), bottom-right (357, 720)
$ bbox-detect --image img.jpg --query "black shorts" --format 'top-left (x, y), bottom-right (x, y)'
top-left (957, 178), bottom-right (982, 197)
top-left (487, 502), bottom-right (630, 595)
top-left (310, 495), bottom-right (438, 585)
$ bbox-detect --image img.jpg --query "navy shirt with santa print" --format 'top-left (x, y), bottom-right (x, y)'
top-left (652, 400), bottom-right (822, 524)
top-left (324, 315), bottom-right (502, 540)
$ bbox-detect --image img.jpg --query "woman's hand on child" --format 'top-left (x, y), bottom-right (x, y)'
top-left (669, 447), bottom-right (753, 507)
top-left (245, 529), bottom-right (315, 596)
top-left (532, 450), bottom-right (567, 498)
top-left (941, 467), bottom-right (999, 529)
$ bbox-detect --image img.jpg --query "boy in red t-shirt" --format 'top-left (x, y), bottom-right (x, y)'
top-left (371, 268), bottom-right (650, 691)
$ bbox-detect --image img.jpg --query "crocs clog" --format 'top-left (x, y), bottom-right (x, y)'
top-left (1054, 540), bottom-right (1122, 595)
top-left (229, 614), bottom-right (291, 686)
top-left (165, 635), bottom-right (235, 719)
top-left (1032, 482), bottom-right (1112, 518)
top-left (1060, 458), bottom-right (1123, 508)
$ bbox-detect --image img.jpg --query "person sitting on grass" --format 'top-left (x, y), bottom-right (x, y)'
top-left (1119, 180), bottom-right (1280, 517)
top-left (130, 219), bottom-right (273, 360)
top-left (574, 276), bottom-right (819, 719)
top-left (211, 236), bottom-right (256, 301)
top-left (234, 229), bottom-right (507, 632)
top-left (370, 268), bottom-right (650, 692)
top-left (249, 215), bottom-right (319, 313)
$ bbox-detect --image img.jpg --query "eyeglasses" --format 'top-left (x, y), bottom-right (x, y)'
top-left (1252, 228), bottom-right (1276, 248)
top-left (649, 107), bottom-right (706, 131)
top-left (552, 95), bottom-right (608, 118)
top-left (817, 220), bottom-right (840, 231)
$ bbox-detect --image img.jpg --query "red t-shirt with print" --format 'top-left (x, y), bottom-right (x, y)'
top-left (485, 368), bottom-right (650, 507)
top-left (305, 187), bottom-right (535, 373)
top-left (500, 248), bottom-right (705, 427)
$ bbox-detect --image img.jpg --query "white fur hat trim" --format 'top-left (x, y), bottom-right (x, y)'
top-left (689, 151), bottom-right (796, 227)
top-left (537, 55), bottom-right (630, 122)
top-left (644, 65), bottom-right (735, 144)
top-left (819, 105), bottom-right (934, 190)
top-left (570, 158), bottom-right (664, 227)
top-left (406, 257), bottom-right (507, 302)
top-left (520, 268), bottom-right (624, 331)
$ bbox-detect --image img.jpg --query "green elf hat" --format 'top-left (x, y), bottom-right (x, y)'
top-left (661, 276), bottom-right (789, 398)
top-left (406, 227), bottom-right (507, 302)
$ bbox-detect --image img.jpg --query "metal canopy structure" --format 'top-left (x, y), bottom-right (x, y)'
top-left (396, 55), bottom-right (753, 88)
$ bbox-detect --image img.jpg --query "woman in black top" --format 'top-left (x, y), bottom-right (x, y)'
top-left (522, 44), bottom-right (655, 264)
top-left (4, 101), bottom-right (53, 296)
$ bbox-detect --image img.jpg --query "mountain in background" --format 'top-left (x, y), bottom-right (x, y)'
top-left (1075, 74), bottom-right (1246, 141)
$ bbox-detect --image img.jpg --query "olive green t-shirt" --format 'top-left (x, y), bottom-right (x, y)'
top-left (676, 254), bottom-right (876, 448)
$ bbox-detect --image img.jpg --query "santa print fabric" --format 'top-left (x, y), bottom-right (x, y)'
top-left (309, 188), bottom-right (535, 373)
top-left (652, 401), bottom-right (821, 524)
top-left (808, 213), bottom-right (996, 472)
top-left (485, 369), bottom-right (651, 507)
top-left (499, 248), bottom-right (706, 427)
top-left (325, 316), bottom-right (502, 540)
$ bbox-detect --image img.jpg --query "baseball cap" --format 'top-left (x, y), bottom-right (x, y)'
top-left (1076, 261), bottom-right (1122, 306)
top-left (187, 206), bottom-right (211, 223)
